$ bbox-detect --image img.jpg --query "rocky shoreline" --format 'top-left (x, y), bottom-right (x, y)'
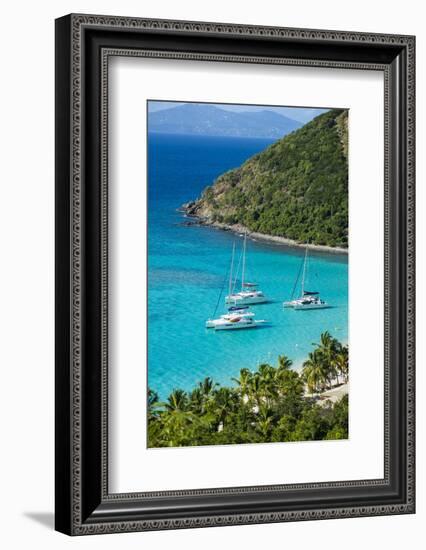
top-left (179, 204), bottom-right (348, 256)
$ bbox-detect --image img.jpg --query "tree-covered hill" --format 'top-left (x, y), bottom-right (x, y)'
top-left (183, 109), bottom-right (348, 248)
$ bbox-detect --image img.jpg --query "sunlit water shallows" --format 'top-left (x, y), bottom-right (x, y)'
top-left (148, 134), bottom-right (348, 399)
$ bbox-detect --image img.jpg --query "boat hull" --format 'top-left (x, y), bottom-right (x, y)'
top-left (214, 320), bottom-right (267, 331)
top-left (225, 295), bottom-right (267, 305)
top-left (293, 303), bottom-right (330, 310)
top-left (284, 297), bottom-right (330, 309)
top-left (206, 312), bottom-right (255, 328)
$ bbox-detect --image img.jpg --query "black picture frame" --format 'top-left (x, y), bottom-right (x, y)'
top-left (55, 13), bottom-right (415, 536)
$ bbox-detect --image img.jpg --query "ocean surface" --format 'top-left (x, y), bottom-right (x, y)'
top-left (148, 133), bottom-right (348, 399)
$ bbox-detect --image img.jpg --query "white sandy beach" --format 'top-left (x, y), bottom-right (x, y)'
top-left (316, 383), bottom-right (349, 404)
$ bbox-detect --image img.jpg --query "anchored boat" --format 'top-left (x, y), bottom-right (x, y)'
top-left (293, 292), bottom-right (329, 310)
top-left (205, 241), bottom-right (268, 330)
top-left (214, 316), bottom-right (267, 331)
top-left (283, 246), bottom-right (330, 310)
top-left (225, 232), bottom-right (268, 306)
top-left (205, 306), bottom-right (254, 328)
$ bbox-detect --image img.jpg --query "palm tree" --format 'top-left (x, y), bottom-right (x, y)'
top-left (335, 344), bottom-right (349, 383)
top-left (302, 350), bottom-right (328, 394)
top-left (189, 386), bottom-right (204, 414)
top-left (277, 355), bottom-right (293, 372)
top-left (275, 355), bottom-right (296, 397)
top-left (161, 389), bottom-right (195, 447)
top-left (198, 377), bottom-right (217, 398)
top-left (257, 363), bottom-right (277, 404)
top-left (212, 387), bottom-right (238, 429)
top-left (314, 331), bottom-right (339, 388)
top-left (276, 368), bottom-right (304, 399)
top-left (196, 377), bottom-right (218, 415)
top-left (256, 404), bottom-right (274, 439)
top-left (147, 388), bottom-right (160, 421)
top-left (248, 372), bottom-right (263, 408)
top-left (165, 389), bottom-right (188, 412)
top-left (232, 368), bottom-right (253, 402)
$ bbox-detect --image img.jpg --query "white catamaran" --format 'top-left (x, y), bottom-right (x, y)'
top-left (225, 232), bottom-right (268, 306)
top-left (213, 315), bottom-right (267, 331)
top-left (283, 246), bottom-right (330, 310)
top-left (205, 306), bottom-right (255, 329)
top-left (205, 241), bottom-right (268, 330)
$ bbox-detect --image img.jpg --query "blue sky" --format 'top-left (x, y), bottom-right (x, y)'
top-left (148, 101), bottom-right (328, 124)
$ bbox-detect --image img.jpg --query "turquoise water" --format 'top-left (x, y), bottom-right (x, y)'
top-left (148, 134), bottom-right (348, 399)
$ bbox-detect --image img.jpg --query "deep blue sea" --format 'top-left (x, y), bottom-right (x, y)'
top-left (147, 133), bottom-right (348, 399)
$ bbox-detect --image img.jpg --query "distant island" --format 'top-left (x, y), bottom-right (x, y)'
top-left (148, 102), bottom-right (303, 139)
top-left (181, 109), bottom-right (348, 250)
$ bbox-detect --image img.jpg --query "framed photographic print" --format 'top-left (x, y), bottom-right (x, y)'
top-left (55, 14), bottom-right (415, 535)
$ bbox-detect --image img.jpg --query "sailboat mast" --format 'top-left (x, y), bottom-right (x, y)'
top-left (241, 232), bottom-right (247, 291)
top-left (229, 242), bottom-right (235, 298)
top-left (301, 246), bottom-right (308, 295)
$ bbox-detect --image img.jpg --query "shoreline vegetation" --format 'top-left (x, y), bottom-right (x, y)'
top-left (178, 214), bottom-right (348, 255)
top-left (179, 109), bottom-right (348, 252)
top-left (148, 332), bottom-right (349, 448)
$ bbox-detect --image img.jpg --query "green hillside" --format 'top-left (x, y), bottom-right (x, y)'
top-left (183, 109), bottom-right (349, 248)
